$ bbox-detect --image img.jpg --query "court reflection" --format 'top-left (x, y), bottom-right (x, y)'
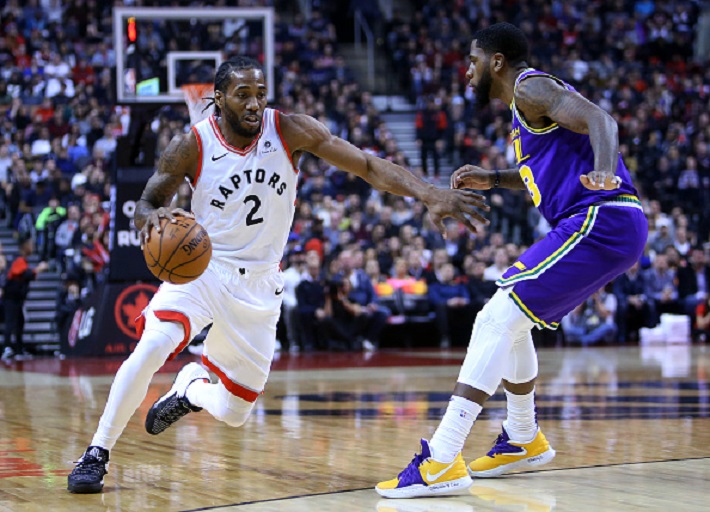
top-left (376, 498), bottom-right (475, 512)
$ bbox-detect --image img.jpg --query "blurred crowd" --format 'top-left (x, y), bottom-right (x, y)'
top-left (0, 0), bottom-right (708, 354)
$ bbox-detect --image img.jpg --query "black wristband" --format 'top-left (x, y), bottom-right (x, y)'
top-left (493, 169), bottom-right (501, 188)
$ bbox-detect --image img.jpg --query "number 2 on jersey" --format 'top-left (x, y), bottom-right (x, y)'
top-left (244, 195), bottom-right (264, 226)
top-left (520, 165), bottom-right (541, 207)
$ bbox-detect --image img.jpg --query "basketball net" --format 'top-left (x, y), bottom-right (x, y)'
top-left (182, 83), bottom-right (215, 127)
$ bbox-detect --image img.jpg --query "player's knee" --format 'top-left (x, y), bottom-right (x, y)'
top-left (503, 331), bottom-right (538, 384)
top-left (132, 330), bottom-right (178, 370)
top-left (135, 311), bottom-right (187, 366)
top-left (213, 399), bottom-right (254, 428)
top-left (503, 361), bottom-right (538, 384)
top-left (475, 289), bottom-right (534, 337)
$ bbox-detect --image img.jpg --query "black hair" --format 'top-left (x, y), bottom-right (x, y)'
top-left (473, 22), bottom-right (529, 65)
top-left (206, 56), bottom-right (263, 116)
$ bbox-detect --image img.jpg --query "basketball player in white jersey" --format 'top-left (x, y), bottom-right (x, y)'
top-left (67, 56), bottom-right (489, 493)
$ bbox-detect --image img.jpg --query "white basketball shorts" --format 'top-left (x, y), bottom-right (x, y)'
top-left (137, 260), bottom-right (284, 402)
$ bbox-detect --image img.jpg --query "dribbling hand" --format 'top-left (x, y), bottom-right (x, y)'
top-left (140, 207), bottom-right (195, 249)
top-left (580, 171), bottom-right (621, 191)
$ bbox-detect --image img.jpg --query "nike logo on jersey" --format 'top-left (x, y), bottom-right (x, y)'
top-left (212, 153), bottom-right (228, 161)
top-left (275, 287), bottom-right (284, 295)
top-left (425, 460), bottom-right (458, 482)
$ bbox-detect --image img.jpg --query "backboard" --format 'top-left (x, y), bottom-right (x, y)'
top-left (112, 7), bottom-right (275, 105)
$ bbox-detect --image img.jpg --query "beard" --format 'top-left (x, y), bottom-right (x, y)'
top-left (222, 108), bottom-right (261, 137)
top-left (475, 68), bottom-right (493, 108)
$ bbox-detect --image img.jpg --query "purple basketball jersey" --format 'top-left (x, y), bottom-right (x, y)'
top-left (511, 69), bottom-right (638, 225)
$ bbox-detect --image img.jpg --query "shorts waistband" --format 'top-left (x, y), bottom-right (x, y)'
top-left (592, 194), bottom-right (642, 209)
top-left (211, 260), bottom-right (280, 279)
top-left (569, 195), bottom-right (643, 218)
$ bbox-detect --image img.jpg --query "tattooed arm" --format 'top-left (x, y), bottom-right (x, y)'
top-left (515, 76), bottom-right (621, 191)
top-left (279, 112), bottom-right (489, 235)
top-left (135, 131), bottom-right (198, 244)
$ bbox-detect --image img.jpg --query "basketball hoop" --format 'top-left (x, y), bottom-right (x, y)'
top-left (182, 83), bottom-right (215, 126)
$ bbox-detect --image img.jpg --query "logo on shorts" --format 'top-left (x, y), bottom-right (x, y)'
top-left (114, 283), bottom-right (159, 339)
top-left (275, 287), bottom-right (284, 295)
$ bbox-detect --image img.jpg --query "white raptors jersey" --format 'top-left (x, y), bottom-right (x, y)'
top-left (189, 108), bottom-right (298, 269)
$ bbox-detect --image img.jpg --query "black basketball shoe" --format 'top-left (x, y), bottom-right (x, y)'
top-left (145, 362), bottom-right (210, 435)
top-left (67, 446), bottom-right (109, 494)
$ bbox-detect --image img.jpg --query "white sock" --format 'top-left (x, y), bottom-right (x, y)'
top-left (429, 395), bottom-right (482, 463)
top-left (503, 389), bottom-right (537, 443)
top-left (186, 379), bottom-right (218, 411)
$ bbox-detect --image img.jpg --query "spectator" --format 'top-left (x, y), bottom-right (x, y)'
top-left (462, 255), bottom-right (496, 315)
top-left (2, 238), bottom-right (48, 360)
top-left (677, 247), bottom-right (710, 317)
top-left (415, 96), bottom-right (448, 178)
top-left (280, 247), bottom-right (306, 352)
top-left (35, 197), bottom-right (66, 264)
top-left (562, 289), bottom-right (618, 345)
top-left (483, 247), bottom-right (510, 282)
top-left (614, 261), bottom-right (655, 343)
top-left (650, 217), bottom-right (674, 255)
top-left (92, 126), bottom-right (118, 160)
top-left (428, 262), bottom-right (473, 347)
top-left (337, 249), bottom-right (389, 351)
top-left (53, 204), bottom-right (81, 272)
top-left (56, 278), bottom-right (82, 353)
top-left (646, 254), bottom-right (679, 320)
top-left (673, 226), bottom-right (692, 257)
top-left (30, 127), bottom-right (52, 157)
top-left (318, 277), bottom-right (364, 351)
top-left (423, 248), bottom-right (450, 284)
top-left (296, 250), bottom-right (327, 351)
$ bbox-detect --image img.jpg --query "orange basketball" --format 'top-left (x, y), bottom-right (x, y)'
top-left (143, 217), bottom-right (212, 284)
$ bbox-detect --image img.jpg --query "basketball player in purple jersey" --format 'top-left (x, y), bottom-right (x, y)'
top-left (377, 23), bottom-right (648, 498)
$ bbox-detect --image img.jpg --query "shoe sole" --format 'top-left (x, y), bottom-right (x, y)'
top-left (468, 447), bottom-right (556, 478)
top-left (375, 475), bottom-right (473, 499)
top-left (67, 481), bottom-right (104, 494)
top-left (145, 391), bottom-right (178, 435)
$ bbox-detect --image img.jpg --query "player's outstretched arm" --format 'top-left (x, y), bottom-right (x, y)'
top-left (280, 112), bottom-right (490, 236)
top-left (515, 77), bottom-right (621, 191)
top-left (135, 132), bottom-right (198, 246)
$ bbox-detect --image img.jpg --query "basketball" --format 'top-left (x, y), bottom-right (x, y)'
top-left (143, 217), bottom-right (212, 284)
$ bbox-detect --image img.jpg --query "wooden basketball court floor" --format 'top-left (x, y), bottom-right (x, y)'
top-left (1, 344), bottom-right (709, 511)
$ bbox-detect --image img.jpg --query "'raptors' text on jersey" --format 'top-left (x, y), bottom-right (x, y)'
top-left (189, 108), bottom-right (299, 268)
